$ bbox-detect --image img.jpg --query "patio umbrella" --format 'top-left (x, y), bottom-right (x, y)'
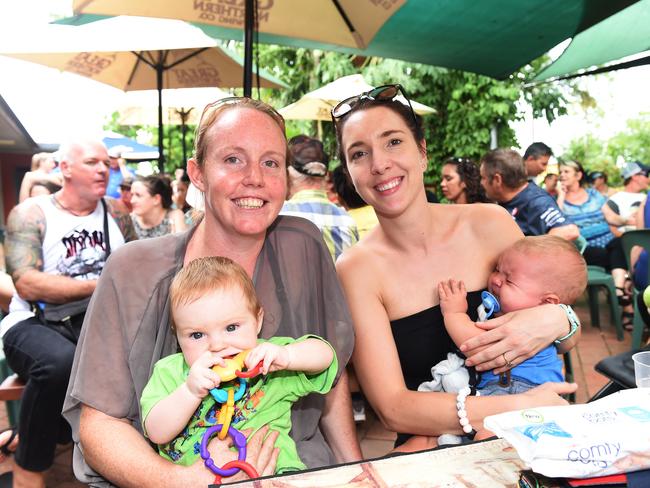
top-left (117, 87), bottom-right (232, 162)
top-left (534, 0), bottom-right (650, 81)
top-left (69, 0), bottom-right (406, 96)
top-left (0, 16), bottom-right (284, 172)
top-left (67, 0), bottom-right (636, 91)
top-left (279, 74), bottom-right (435, 122)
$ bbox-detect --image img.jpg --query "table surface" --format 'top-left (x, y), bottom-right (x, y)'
top-left (221, 438), bottom-right (541, 488)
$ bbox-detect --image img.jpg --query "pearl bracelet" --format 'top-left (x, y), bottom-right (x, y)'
top-left (456, 386), bottom-right (479, 435)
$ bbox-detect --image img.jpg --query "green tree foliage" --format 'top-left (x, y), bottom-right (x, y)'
top-left (562, 113), bottom-right (650, 188)
top-left (256, 48), bottom-right (574, 192)
top-left (105, 47), bottom-right (575, 188)
top-left (608, 114), bottom-right (650, 165)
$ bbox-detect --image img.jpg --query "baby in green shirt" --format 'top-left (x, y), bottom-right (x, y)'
top-left (140, 256), bottom-right (337, 476)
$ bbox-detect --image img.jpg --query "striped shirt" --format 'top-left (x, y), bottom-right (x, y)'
top-left (281, 189), bottom-right (359, 262)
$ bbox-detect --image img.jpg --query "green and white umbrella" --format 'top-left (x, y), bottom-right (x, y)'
top-left (66, 0), bottom-right (635, 86)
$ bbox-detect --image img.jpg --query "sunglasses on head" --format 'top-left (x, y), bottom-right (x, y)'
top-left (330, 84), bottom-right (419, 130)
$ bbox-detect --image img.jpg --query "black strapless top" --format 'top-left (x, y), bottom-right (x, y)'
top-left (390, 290), bottom-right (484, 446)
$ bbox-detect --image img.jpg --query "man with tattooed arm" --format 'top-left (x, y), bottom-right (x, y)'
top-left (0, 139), bottom-right (136, 488)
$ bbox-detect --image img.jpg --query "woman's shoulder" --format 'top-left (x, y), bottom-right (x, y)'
top-left (434, 202), bottom-right (511, 227)
top-left (438, 203), bottom-right (522, 254)
top-left (336, 228), bottom-right (383, 280)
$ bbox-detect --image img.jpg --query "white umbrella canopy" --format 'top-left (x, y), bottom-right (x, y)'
top-left (279, 74), bottom-right (436, 121)
top-left (0, 16), bottom-right (284, 170)
top-left (0, 17), bottom-right (284, 91)
top-left (117, 87), bottom-right (233, 126)
top-left (71, 1), bottom-right (406, 50)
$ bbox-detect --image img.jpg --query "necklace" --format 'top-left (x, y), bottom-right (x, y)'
top-left (52, 194), bottom-right (92, 217)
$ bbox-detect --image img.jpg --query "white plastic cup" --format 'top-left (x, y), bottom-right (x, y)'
top-left (632, 351), bottom-right (650, 388)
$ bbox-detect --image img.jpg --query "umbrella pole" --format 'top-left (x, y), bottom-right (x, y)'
top-left (177, 109), bottom-right (191, 166)
top-left (157, 66), bottom-right (165, 173)
top-left (243, 0), bottom-right (254, 97)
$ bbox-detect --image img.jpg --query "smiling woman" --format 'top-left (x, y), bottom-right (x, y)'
top-left (130, 175), bottom-right (187, 239)
top-left (63, 97), bottom-right (359, 487)
top-left (333, 84), bottom-right (579, 452)
top-left (440, 157), bottom-right (489, 204)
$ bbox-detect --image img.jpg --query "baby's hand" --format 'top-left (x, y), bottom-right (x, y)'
top-left (245, 343), bottom-right (291, 375)
top-left (186, 351), bottom-right (224, 399)
top-left (439, 279), bottom-right (468, 315)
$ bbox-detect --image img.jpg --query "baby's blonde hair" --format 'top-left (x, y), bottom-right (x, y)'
top-left (509, 235), bottom-right (587, 304)
top-left (169, 256), bottom-right (261, 330)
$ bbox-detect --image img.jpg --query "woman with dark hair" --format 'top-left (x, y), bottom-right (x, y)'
top-left (332, 84), bottom-right (577, 452)
top-left (557, 160), bottom-right (633, 328)
top-left (440, 157), bottom-right (490, 204)
top-left (130, 175), bottom-right (187, 239)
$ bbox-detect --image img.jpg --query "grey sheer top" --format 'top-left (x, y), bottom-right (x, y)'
top-left (63, 216), bottom-right (355, 486)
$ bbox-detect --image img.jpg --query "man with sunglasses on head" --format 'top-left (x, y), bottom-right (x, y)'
top-left (1, 139), bottom-right (136, 487)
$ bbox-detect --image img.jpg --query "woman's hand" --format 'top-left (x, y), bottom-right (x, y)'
top-left (516, 382), bottom-right (578, 409)
top-left (460, 305), bottom-right (568, 374)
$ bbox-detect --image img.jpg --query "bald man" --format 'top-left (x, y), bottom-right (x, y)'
top-left (1, 139), bottom-right (136, 487)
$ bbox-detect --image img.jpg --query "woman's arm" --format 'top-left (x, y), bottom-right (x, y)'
top-left (319, 370), bottom-right (363, 463)
top-left (601, 203), bottom-right (630, 228)
top-left (80, 405), bottom-right (279, 487)
top-left (461, 304), bottom-right (578, 372)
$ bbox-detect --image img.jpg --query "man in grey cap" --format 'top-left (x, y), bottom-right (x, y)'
top-left (280, 135), bottom-right (358, 262)
top-left (603, 161), bottom-right (650, 236)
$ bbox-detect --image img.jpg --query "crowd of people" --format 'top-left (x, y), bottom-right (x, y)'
top-left (0, 85), bottom-right (646, 487)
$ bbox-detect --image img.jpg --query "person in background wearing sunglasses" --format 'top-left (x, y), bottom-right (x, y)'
top-left (333, 84), bottom-right (579, 453)
top-left (440, 157), bottom-right (489, 204)
top-left (63, 98), bottom-right (360, 487)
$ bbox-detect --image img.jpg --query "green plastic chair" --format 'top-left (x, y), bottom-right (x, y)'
top-left (575, 236), bottom-right (624, 340)
top-left (620, 229), bottom-right (650, 350)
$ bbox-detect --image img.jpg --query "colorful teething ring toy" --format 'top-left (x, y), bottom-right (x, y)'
top-left (200, 425), bottom-right (247, 477)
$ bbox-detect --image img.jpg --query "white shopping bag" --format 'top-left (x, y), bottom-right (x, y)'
top-left (483, 388), bottom-right (650, 478)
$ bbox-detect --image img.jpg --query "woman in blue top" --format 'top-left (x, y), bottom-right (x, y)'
top-left (557, 160), bottom-right (632, 327)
